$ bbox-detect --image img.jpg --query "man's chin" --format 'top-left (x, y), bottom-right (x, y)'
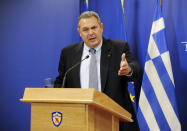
top-left (89, 40), bottom-right (96, 44)
top-left (85, 41), bottom-right (99, 48)
top-left (90, 42), bottom-right (99, 48)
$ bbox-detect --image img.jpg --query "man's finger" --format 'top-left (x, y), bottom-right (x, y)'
top-left (120, 66), bottom-right (128, 70)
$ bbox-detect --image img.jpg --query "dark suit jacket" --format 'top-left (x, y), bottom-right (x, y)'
top-left (55, 38), bottom-right (142, 131)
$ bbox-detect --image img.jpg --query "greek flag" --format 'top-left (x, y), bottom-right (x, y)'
top-left (137, 0), bottom-right (181, 130)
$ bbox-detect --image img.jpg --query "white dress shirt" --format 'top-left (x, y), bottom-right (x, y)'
top-left (80, 40), bottom-right (102, 92)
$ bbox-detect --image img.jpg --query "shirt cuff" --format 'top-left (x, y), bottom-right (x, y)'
top-left (126, 69), bottom-right (133, 77)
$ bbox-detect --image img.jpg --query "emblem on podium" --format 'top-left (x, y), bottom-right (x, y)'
top-left (52, 112), bottom-right (63, 127)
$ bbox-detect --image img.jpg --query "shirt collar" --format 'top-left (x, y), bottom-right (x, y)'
top-left (83, 39), bottom-right (103, 53)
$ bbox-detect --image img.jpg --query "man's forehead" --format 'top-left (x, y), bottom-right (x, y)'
top-left (80, 16), bottom-right (97, 22)
top-left (79, 17), bottom-right (99, 26)
top-left (80, 23), bottom-right (98, 29)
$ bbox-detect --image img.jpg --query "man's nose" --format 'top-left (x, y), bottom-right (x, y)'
top-left (88, 29), bottom-right (94, 35)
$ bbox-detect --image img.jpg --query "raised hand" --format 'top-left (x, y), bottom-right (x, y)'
top-left (118, 53), bottom-right (132, 76)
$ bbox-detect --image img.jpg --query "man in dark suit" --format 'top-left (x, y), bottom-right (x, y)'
top-left (55, 11), bottom-right (142, 130)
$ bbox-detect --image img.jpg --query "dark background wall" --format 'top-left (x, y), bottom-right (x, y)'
top-left (0, 0), bottom-right (186, 130)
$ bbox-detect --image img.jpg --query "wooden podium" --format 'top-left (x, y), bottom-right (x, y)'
top-left (20, 88), bottom-right (133, 131)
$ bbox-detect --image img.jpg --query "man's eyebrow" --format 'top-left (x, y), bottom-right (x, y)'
top-left (82, 27), bottom-right (88, 29)
top-left (91, 25), bottom-right (97, 28)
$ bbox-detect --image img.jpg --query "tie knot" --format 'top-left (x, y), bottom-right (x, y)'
top-left (89, 48), bottom-right (96, 54)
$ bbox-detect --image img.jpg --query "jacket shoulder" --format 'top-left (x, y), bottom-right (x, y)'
top-left (104, 38), bottom-right (129, 48)
top-left (61, 42), bottom-right (83, 53)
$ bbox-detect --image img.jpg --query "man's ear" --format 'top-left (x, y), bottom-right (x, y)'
top-left (100, 23), bottom-right (103, 32)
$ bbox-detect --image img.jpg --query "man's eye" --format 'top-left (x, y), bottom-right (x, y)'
top-left (91, 26), bottom-right (97, 30)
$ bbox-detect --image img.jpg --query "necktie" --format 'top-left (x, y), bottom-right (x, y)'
top-left (89, 48), bottom-right (98, 90)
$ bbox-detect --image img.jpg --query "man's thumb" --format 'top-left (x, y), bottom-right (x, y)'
top-left (121, 53), bottom-right (126, 62)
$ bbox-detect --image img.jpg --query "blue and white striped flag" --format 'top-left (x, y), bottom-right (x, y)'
top-left (137, 0), bottom-right (181, 130)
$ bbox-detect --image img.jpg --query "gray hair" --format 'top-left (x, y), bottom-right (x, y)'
top-left (78, 11), bottom-right (101, 27)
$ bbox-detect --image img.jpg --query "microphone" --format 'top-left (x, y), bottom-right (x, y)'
top-left (62, 55), bottom-right (89, 88)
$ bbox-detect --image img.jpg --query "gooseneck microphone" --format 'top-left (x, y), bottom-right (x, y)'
top-left (62, 55), bottom-right (89, 88)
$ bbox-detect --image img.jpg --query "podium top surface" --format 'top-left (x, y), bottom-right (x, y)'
top-left (20, 88), bottom-right (133, 122)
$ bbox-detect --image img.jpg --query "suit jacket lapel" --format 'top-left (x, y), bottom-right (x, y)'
top-left (100, 38), bottom-right (112, 91)
top-left (71, 42), bottom-right (84, 88)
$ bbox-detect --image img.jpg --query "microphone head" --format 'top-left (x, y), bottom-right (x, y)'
top-left (85, 55), bottom-right (89, 59)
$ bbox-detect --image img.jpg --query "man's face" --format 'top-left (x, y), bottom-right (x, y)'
top-left (77, 16), bottom-right (103, 48)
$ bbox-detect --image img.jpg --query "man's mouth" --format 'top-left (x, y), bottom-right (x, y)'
top-left (89, 37), bottom-right (96, 41)
top-left (89, 37), bottom-right (96, 40)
